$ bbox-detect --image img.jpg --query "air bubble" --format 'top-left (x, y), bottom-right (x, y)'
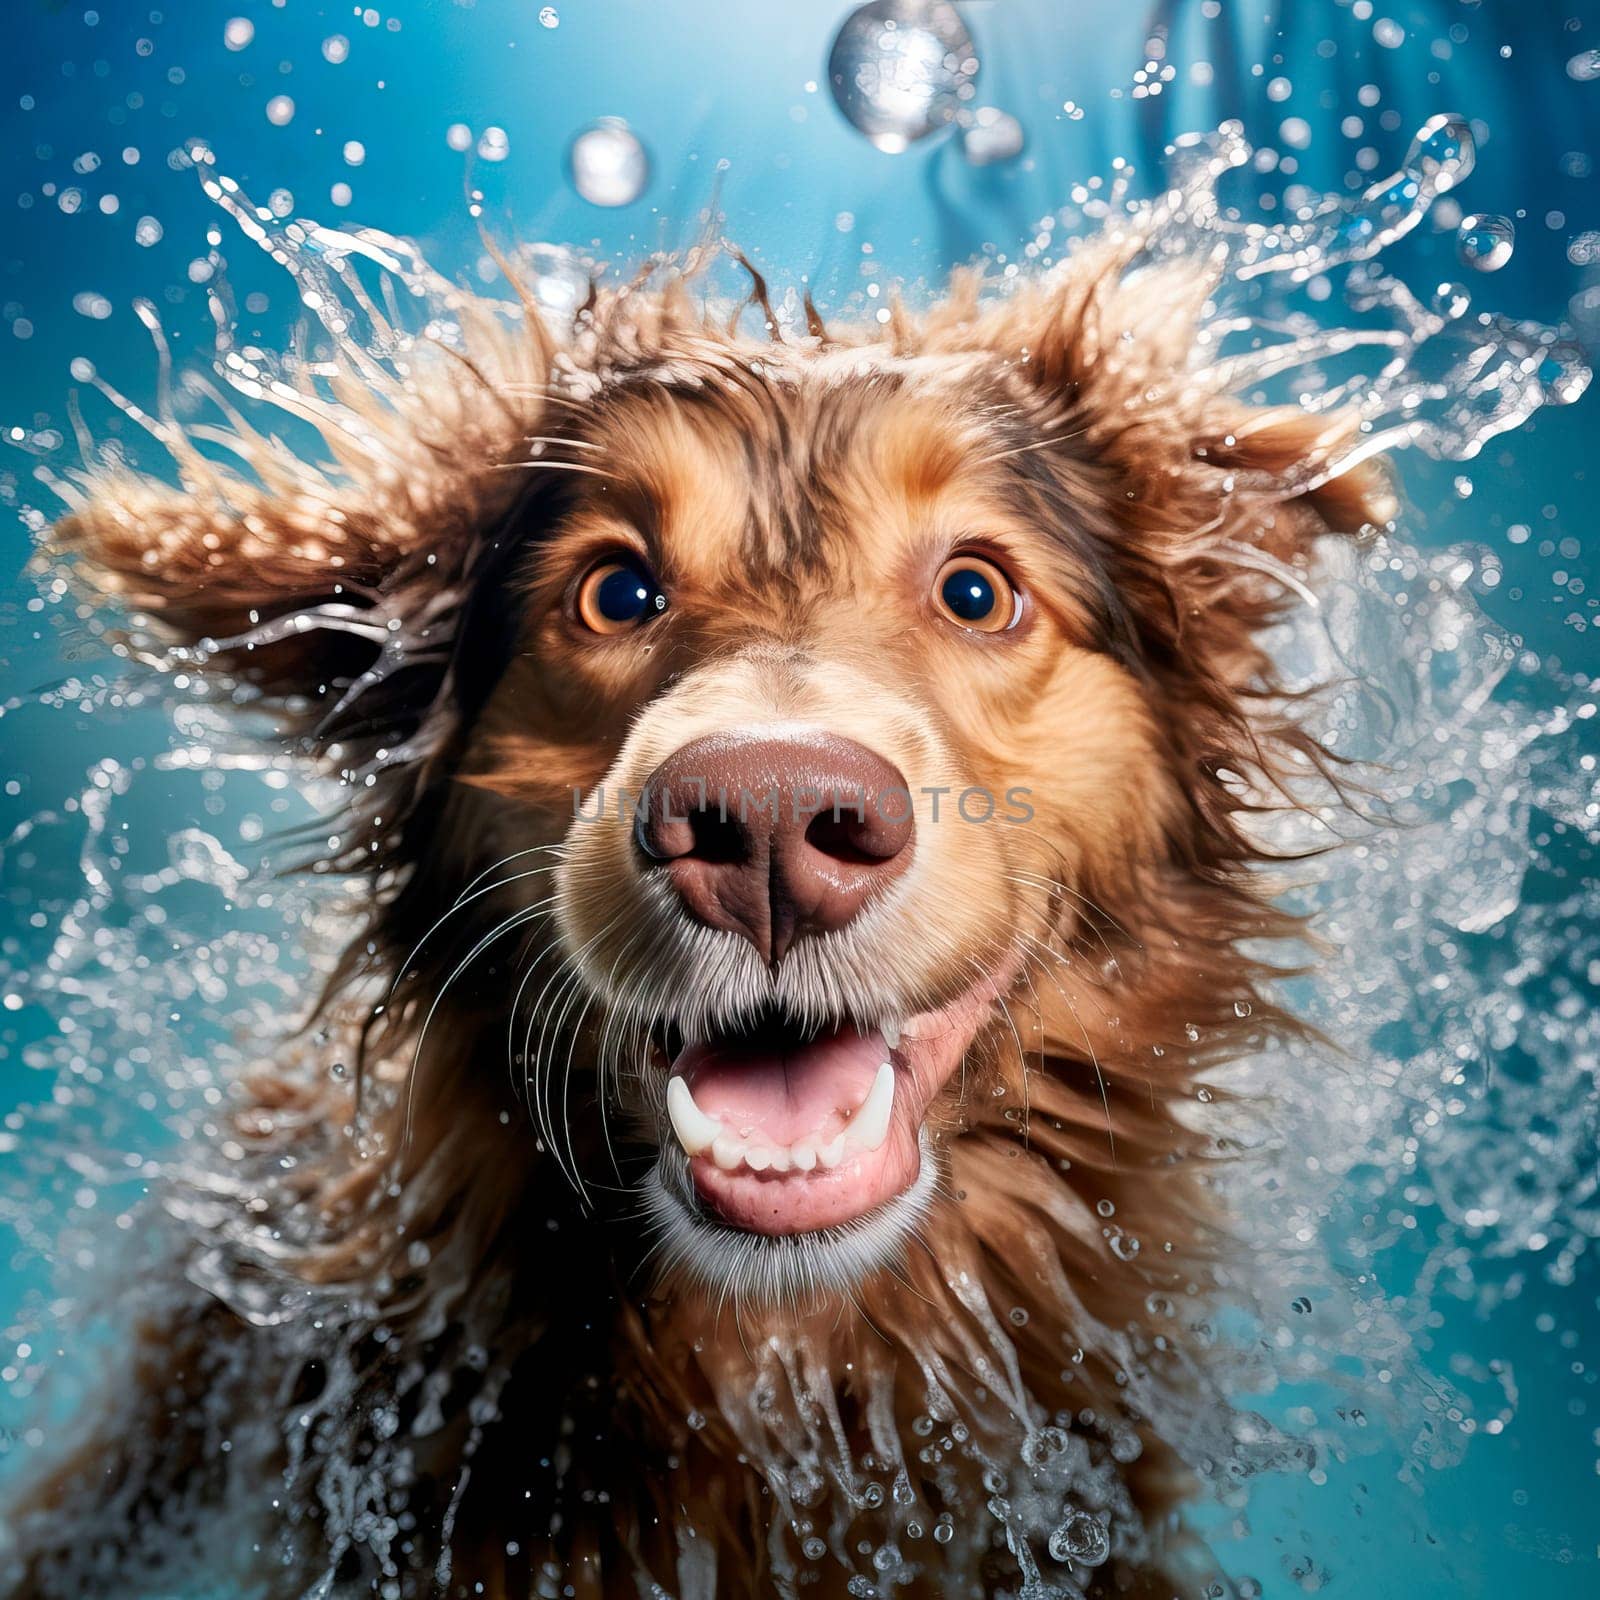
top-left (223, 17), bottom-right (254, 51)
top-left (265, 95), bottom-right (295, 127)
top-left (827, 0), bottom-right (978, 154)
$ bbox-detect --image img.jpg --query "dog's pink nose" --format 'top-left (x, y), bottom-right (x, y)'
top-left (635, 732), bottom-right (914, 966)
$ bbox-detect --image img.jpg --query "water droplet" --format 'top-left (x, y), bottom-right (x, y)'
top-left (1566, 48), bottom-right (1600, 82)
top-left (538, 5), bottom-right (559, 26)
top-left (932, 1521), bottom-right (954, 1545)
top-left (1405, 113), bottom-right (1475, 194)
top-left (1008, 1305), bottom-right (1029, 1326)
top-left (518, 243), bottom-right (590, 317)
top-left (134, 215), bottom-right (163, 247)
top-left (827, 0), bottom-right (978, 154)
top-left (1095, 1198), bottom-right (1115, 1218)
top-left (223, 17), bottom-right (254, 51)
top-left (1431, 281), bottom-right (1471, 320)
top-left (1457, 213), bottom-right (1514, 272)
top-left (567, 118), bottom-right (649, 207)
top-left (1048, 1511), bottom-right (1110, 1567)
top-left (445, 123), bottom-right (472, 153)
top-left (962, 107), bottom-right (1023, 166)
top-left (1233, 1000), bottom-right (1252, 1018)
top-left (321, 34), bottom-right (350, 64)
top-left (1021, 1425), bottom-right (1067, 1467)
top-left (477, 126), bottom-right (510, 164)
top-left (265, 95), bottom-right (295, 127)
top-left (1534, 342), bottom-right (1591, 407)
top-left (1278, 116), bottom-right (1312, 152)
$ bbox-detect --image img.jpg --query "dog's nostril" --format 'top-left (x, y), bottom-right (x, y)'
top-left (634, 788), bottom-right (751, 865)
top-left (804, 799), bottom-right (912, 867)
top-left (687, 807), bottom-right (748, 865)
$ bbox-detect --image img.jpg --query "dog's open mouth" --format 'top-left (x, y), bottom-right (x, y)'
top-left (655, 962), bottom-right (1016, 1236)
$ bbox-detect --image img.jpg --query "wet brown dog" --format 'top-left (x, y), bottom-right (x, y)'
top-left (9, 229), bottom-right (1390, 1596)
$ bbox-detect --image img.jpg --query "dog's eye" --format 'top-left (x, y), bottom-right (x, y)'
top-left (575, 557), bottom-right (666, 634)
top-left (932, 555), bottom-right (1021, 634)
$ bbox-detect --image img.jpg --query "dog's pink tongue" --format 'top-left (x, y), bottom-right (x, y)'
top-left (672, 1024), bottom-right (883, 1142)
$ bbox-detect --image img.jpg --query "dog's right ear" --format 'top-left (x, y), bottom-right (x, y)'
top-left (43, 298), bottom-right (560, 784)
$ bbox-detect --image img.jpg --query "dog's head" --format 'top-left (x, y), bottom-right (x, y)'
top-left (51, 237), bottom-right (1392, 1304)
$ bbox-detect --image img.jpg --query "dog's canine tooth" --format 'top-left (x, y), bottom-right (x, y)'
top-left (666, 1077), bottom-right (722, 1157)
top-left (844, 1062), bottom-right (895, 1154)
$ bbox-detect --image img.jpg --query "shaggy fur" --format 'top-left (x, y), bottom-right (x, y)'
top-left (6, 224), bottom-right (1392, 1599)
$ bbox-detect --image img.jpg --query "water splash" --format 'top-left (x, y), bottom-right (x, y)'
top-left (1, 116), bottom-right (1595, 1595)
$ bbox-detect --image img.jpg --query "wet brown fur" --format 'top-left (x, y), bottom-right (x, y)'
top-left (8, 231), bottom-right (1393, 1598)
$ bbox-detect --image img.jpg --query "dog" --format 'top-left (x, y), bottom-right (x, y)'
top-left (6, 217), bottom-right (1392, 1598)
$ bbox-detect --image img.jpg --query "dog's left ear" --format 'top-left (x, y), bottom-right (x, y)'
top-left (966, 241), bottom-right (1404, 780)
top-left (42, 303), bottom-right (560, 809)
top-left (948, 240), bottom-right (1396, 576)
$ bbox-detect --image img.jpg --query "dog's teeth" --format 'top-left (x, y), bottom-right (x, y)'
top-left (666, 1077), bottom-right (722, 1157)
top-left (882, 1019), bottom-right (901, 1051)
top-left (671, 1067), bottom-right (896, 1174)
top-left (845, 1061), bottom-right (895, 1154)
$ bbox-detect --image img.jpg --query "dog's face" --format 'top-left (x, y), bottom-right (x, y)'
top-left (462, 345), bottom-right (1189, 1293)
top-left (56, 248), bottom-right (1388, 1308)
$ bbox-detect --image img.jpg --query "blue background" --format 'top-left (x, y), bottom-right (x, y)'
top-left (1, 3), bottom-right (1596, 1595)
